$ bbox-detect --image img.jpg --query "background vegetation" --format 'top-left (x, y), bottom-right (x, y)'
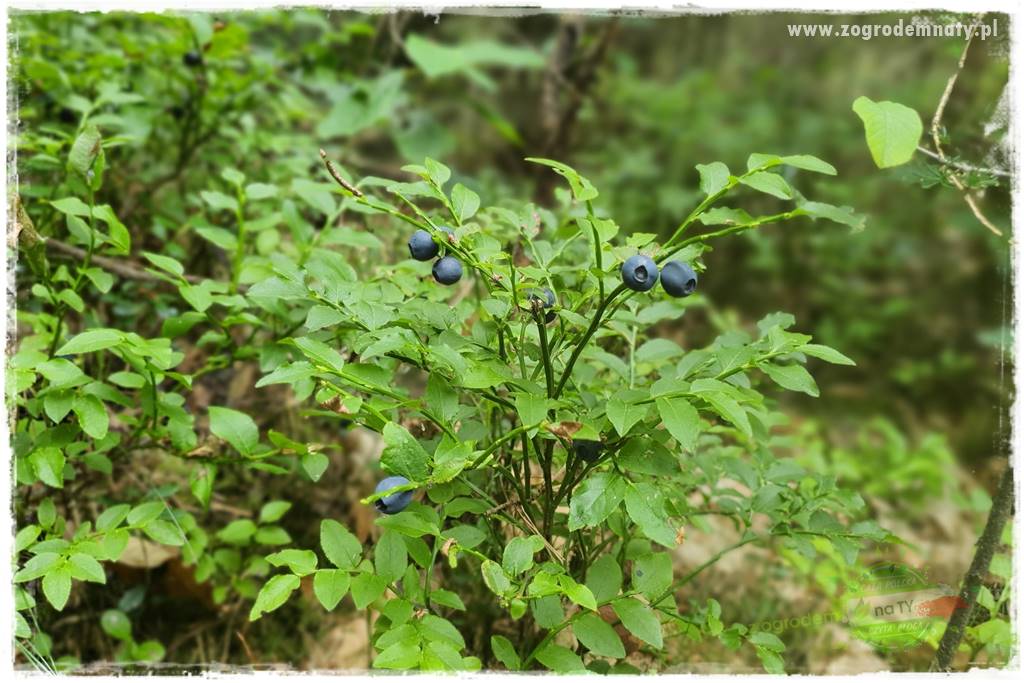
top-left (9, 9), bottom-right (1013, 673)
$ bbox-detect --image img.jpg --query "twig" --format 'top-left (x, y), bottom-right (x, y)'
top-left (319, 149), bottom-right (363, 197)
top-left (915, 145), bottom-right (1010, 179)
top-left (932, 464), bottom-right (1014, 671)
top-left (928, 17), bottom-right (1004, 237)
top-left (236, 629), bottom-right (257, 664)
top-left (45, 238), bottom-right (202, 284)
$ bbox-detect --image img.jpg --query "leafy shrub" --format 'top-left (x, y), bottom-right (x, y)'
top-left (12, 98), bottom-right (889, 672)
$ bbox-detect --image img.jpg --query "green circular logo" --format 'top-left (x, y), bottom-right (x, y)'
top-left (845, 561), bottom-right (959, 651)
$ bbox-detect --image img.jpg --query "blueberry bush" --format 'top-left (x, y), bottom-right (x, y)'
top-left (10, 8), bottom-right (1010, 675)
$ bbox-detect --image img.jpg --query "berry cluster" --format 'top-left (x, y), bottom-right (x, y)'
top-left (408, 228), bottom-right (462, 285)
top-left (621, 255), bottom-right (698, 297)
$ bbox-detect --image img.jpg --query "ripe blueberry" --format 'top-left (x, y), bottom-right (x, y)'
top-left (408, 229), bottom-right (439, 261)
top-left (621, 255), bottom-right (659, 292)
top-left (529, 288), bottom-right (557, 324)
top-left (183, 51), bottom-right (203, 67)
top-left (573, 440), bottom-right (603, 463)
top-left (432, 256), bottom-right (463, 285)
top-left (374, 476), bottom-right (414, 514)
top-left (661, 261), bottom-right (698, 298)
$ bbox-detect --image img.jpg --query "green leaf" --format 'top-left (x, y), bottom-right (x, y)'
top-left (43, 390), bottom-right (74, 423)
top-left (259, 501), bottom-right (292, 524)
top-left (586, 554), bottom-right (622, 604)
top-left (761, 363), bottom-right (819, 397)
top-left (381, 422), bottom-right (431, 482)
top-left (525, 157), bottom-right (598, 201)
top-left (256, 361), bottom-right (315, 388)
top-left (292, 337), bottom-right (347, 374)
top-left (101, 609), bottom-right (132, 641)
top-left (799, 201), bottom-right (866, 230)
top-left (568, 472), bottom-right (626, 531)
top-left (72, 394), bottom-right (109, 439)
top-left (799, 343), bottom-right (855, 366)
top-left (559, 576), bottom-right (597, 612)
top-left (249, 574), bottom-right (301, 621)
top-left (514, 394), bottom-right (547, 430)
top-left (209, 406), bottom-right (259, 456)
top-left (612, 597), bottom-right (663, 648)
top-left (535, 643), bottom-right (585, 672)
top-left (302, 452), bottom-right (329, 482)
top-left (632, 552), bottom-right (673, 601)
top-left (36, 358), bottom-right (84, 386)
top-left (490, 635), bottom-right (520, 670)
top-left (304, 305), bottom-right (346, 332)
top-left (190, 463), bottom-right (216, 509)
top-left (291, 178), bottom-right (336, 215)
top-left (699, 206), bottom-right (754, 226)
top-left (778, 154), bottom-right (837, 175)
top-left (573, 612), bottom-right (625, 658)
top-left (67, 553), bottom-right (106, 584)
top-left (502, 535), bottom-right (542, 575)
top-left (606, 395), bottom-right (647, 437)
top-left (55, 328), bottom-right (123, 355)
top-left (126, 501), bottom-right (164, 526)
top-left (14, 553), bottom-right (62, 582)
top-left (404, 33), bottom-right (544, 80)
top-left (701, 392), bottom-right (751, 437)
top-left (450, 183), bottom-right (480, 223)
top-left (313, 569), bottom-right (351, 611)
top-left (42, 564), bottom-right (73, 611)
top-left (624, 483), bottom-right (677, 548)
top-left (143, 519), bottom-right (186, 546)
top-left (481, 560), bottom-right (513, 596)
top-left (375, 530), bottom-right (409, 582)
top-left (373, 639), bottom-right (422, 670)
top-left (852, 96), bottom-right (923, 168)
top-left (217, 519), bottom-right (257, 545)
top-left (739, 172), bottom-right (793, 200)
top-left (30, 447), bottom-right (65, 488)
top-left (266, 549), bottom-right (318, 576)
top-left (68, 125), bottom-right (101, 176)
top-left (321, 519), bottom-right (363, 569)
top-left (749, 630), bottom-right (785, 652)
top-left (696, 162), bottom-right (730, 195)
top-left (350, 572), bottom-right (388, 609)
top-left (655, 396), bottom-right (700, 451)
top-left (142, 252), bottom-right (185, 277)
top-left (200, 190), bottom-right (238, 213)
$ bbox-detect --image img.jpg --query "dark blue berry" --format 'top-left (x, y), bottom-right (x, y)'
top-left (374, 476), bottom-right (414, 514)
top-left (529, 288), bottom-right (557, 324)
top-left (573, 440), bottom-right (603, 463)
top-left (621, 255), bottom-right (659, 292)
top-left (432, 256), bottom-right (463, 285)
top-left (183, 51), bottom-right (203, 67)
top-left (408, 230), bottom-right (439, 261)
top-left (661, 261), bottom-right (698, 298)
